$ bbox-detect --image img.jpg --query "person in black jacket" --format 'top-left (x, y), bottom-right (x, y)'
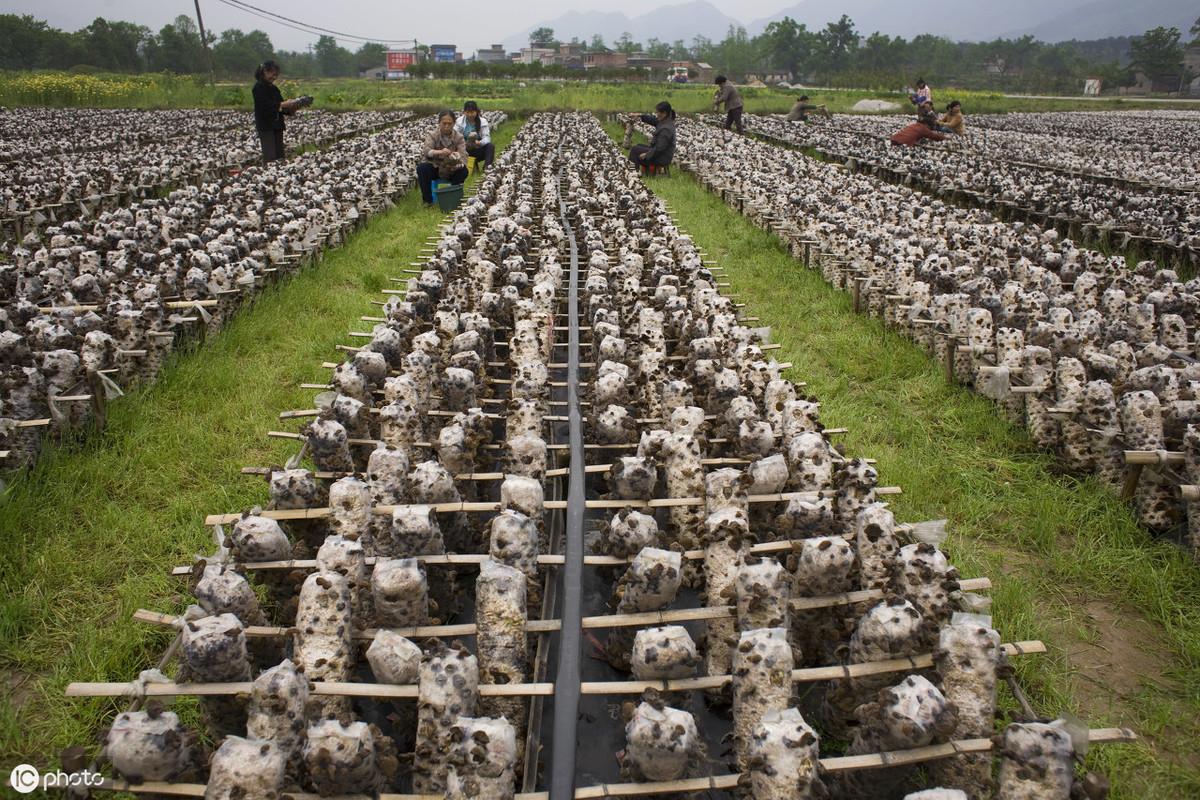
top-left (627, 101), bottom-right (676, 172)
top-left (252, 61), bottom-right (301, 164)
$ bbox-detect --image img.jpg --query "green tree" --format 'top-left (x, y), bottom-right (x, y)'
top-left (615, 32), bottom-right (640, 55)
top-left (855, 31), bottom-right (906, 73)
top-left (1193, 15), bottom-right (1199, 38)
top-left (78, 18), bottom-right (152, 72)
top-left (314, 34), bottom-right (354, 76)
top-left (1129, 26), bottom-right (1184, 83)
top-left (211, 28), bottom-right (274, 76)
top-left (589, 34), bottom-right (606, 51)
top-left (760, 17), bottom-right (815, 78)
top-left (710, 25), bottom-right (754, 78)
top-left (0, 14), bottom-right (64, 69)
top-left (530, 26), bottom-right (557, 47)
top-left (645, 37), bottom-right (671, 58)
top-left (147, 15), bottom-right (207, 73)
top-left (354, 42), bottom-right (387, 70)
top-left (818, 14), bottom-right (858, 72)
top-left (670, 39), bottom-right (690, 60)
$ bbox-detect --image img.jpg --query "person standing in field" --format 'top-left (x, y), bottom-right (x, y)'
top-left (713, 75), bottom-right (744, 134)
top-left (455, 100), bottom-right (494, 171)
top-left (252, 60), bottom-right (304, 164)
top-left (417, 110), bottom-right (468, 207)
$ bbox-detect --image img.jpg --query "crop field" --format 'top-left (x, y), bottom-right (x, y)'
top-left (4, 71), bottom-right (1200, 114)
top-left (1, 90), bottom-right (1199, 800)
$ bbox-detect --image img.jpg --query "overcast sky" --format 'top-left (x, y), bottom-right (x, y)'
top-left (0, 0), bottom-right (792, 52)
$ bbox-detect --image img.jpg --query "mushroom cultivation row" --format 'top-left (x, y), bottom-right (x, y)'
top-left (722, 111), bottom-right (1200, 254)
top-left (90, 111), bottom-right (570, 800)
top-left (661, 118), bottom-right (1200, 552)
top-left (0, 108), bottom-right (414, 241)
top-left (0, 111), bottom-right (504, 473)
top-left (69, 112), bottom-right (1134, 800)
top-left (775, 110), bottom-right (1200, 191)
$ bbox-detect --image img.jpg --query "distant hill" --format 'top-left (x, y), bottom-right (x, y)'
top-left (505, 0), bottom-right (1199, 52)
top-left (1000, 0), bottom-right (1198, 42)
top-left (747, 0), bottom-right (1076, 40)
top-left (501, 1), bottom-right (743, 52)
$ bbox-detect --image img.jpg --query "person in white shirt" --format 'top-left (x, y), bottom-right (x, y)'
top-left (455, 100), bottom-right (493, 171)
top-left (908, 78), bottom-right (932, 107)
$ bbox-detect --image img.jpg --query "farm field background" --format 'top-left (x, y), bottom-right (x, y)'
top-left (3, 71), bottom-right (1199, 114)
top-left (1, 76), bottom-right (1199, 798)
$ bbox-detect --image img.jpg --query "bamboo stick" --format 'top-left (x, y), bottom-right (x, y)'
top-left (68, 640), bottom-right (1043, 701)
top-left (136, 579), bottom-right (993, 641)
top-left (201, 487), bottom-right (902, 525)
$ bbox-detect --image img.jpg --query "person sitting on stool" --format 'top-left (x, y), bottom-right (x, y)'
top-left (627, 101), bottom-right (676, 173)
top-left (455, 100), bottom-right (494, 171)
top-left (417, 110), bottom-right (468, 206)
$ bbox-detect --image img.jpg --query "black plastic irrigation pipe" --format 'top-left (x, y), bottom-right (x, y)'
top-left (549, 155), bottom-right (584, 799)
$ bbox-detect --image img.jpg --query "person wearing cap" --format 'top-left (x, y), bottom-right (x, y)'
top-left (713, 75), bottom-right (744, 134)
top-left (786, 94), bottom-right (831, 122)
top-left (627, 101), bottom-right (676, 170)
top-left (455, 100), bottom-right (494, 170)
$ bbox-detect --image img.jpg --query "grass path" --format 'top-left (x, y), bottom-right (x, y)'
top-left (0, 124), bottom-right (516, 763)
top-left (606, 123), bottom-right (1200, 798)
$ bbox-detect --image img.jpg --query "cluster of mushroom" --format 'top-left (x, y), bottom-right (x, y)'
top-left (0, 114), bottom-right (505, 472)
top-left (100, 112), bottom-right (548, 800)
top-left (0, 108), bottom-right (247, 162)
top-left (0, 108), bottom-right (414, 237)
top-left (575, 112), bottom-right (1083, 799)
top-left (728, 111), bottom-right (1200, 251)
top-left (672, 118), bottom-right (1200, 549)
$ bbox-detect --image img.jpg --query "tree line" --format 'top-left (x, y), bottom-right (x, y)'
top-left (538, 15), bottom-right (1199, 93)
top-left (0, 11), bottom-right (1197, 93)
top-left (0, 14), bottom-right (386, 78)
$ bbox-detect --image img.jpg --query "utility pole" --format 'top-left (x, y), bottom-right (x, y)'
top-left (193, 0), bottom-right (215, 82)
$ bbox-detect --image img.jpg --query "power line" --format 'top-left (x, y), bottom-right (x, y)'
top-left (220, 0), bottom-right (407, 42)
top-left (212, 0), bottom-right (413, 45)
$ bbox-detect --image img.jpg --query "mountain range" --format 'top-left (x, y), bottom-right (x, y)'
top-left (501, 0), bottom-right (1198, 52)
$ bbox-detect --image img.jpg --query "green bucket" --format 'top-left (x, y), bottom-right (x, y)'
top-left (436, 182), bottom-right (464, 212)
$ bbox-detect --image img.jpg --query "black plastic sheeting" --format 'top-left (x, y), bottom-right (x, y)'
top-left (549, 156), bottom-right (586, 800)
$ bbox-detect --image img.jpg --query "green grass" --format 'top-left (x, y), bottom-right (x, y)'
top-left (2, 71), bottom-right (1196, 114)
top-left (605, 122), bottom-right (1200, 798)
top-left (0, 123), bottom-right (516, 767)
